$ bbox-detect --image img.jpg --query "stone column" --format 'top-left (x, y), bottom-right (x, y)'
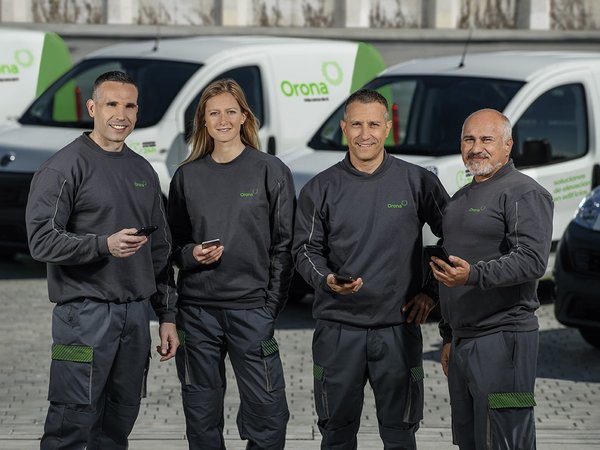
top-left (1, 0), bottom-right (33, 22)
top-left (105, 0), bottom-right (138, 24)
top-left (516, 0), bottom-right (550, 30)
top-left (219, 0), bottom-right (253, 26)
top-left (333, 0), bottom-right (370, 27)
top-left (422, 0), bottom-right (461, 29)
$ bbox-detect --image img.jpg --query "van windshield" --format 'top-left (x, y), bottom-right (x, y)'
top-left (309, 75), bottom-right (524, 157)
top-left (20, 58), bottom-right (201, 129)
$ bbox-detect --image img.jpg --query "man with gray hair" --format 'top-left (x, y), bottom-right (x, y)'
top-left (430, 109), bottom-right (554, 449)
top-left (294, 89), bottom-right (449, 449)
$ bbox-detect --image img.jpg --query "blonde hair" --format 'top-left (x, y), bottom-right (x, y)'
top-left (183, 79), bottom-right (260, 164)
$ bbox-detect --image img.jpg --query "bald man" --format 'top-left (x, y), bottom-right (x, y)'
top-left (430, 109), bottom-right (554, 450)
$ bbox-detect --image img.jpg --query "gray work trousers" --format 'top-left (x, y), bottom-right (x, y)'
top-left (176, 305), bottom-right (289, 450)
top-left (448, 330), bottom-right (538, 450)
top-left (312, 319), bottom-right (424, 450)
top-left (41, 298), bottom-right (151, 450)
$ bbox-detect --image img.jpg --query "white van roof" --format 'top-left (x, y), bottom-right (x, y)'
top-left (385, 51), bottom-right (600, 81)
top-left (85, 35), bottom-right (359, 63)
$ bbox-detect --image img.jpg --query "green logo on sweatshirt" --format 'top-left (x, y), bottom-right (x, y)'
top-left (468, 205), bottom-right (487, 213)
top-left (134, 180), bottom-right (147, 188)
top-left (387, 200), bottom-right (408, 209)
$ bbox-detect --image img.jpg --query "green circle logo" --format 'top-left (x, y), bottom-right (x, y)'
top-left (15, 49), bottom-right (34, 68)
top-left (321, 61), bottom-right (343, 86)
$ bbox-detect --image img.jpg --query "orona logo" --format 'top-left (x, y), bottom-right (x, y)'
top-left (134, 180), bottom-right (147, 188)
top-left (387, 200), bottom-right (408, 209)
top-left (280, 61), bottom-right (343, 97)
top-left (0, 49), bottom-right (34, 75)
top-left (468, 205), bottom-right (487, 213)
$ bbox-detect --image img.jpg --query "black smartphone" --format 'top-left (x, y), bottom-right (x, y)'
top-left (201, 238), bottom-right (221, 249)
top-left (333, 274), bottom-right (355, 284)
top-left (134, 225), bottom-right (158, 236)
top-left (424, 245), bottom-right (453, 267)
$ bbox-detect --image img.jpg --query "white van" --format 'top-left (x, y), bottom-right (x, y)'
top-left (0, 28), bottom-right (71, 122)
top-left (0, 36), bottom-right (384, 256)
top-left (282, 51), bottom-right (600, 276)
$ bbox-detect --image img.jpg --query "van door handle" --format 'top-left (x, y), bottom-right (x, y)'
top-left (267, 136), bottom-right (276, 155)
top-left (592, 163), bottom-right (600, 189)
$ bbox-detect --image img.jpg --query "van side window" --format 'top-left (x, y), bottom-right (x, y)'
top-left (184, 66), bottom-right (264, 143)
top-left (513, 84), bottom-right (588, 168)
top-left (21, 58), bottom-right (200, 129)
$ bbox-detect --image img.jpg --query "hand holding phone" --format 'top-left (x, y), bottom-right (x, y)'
top-left (424, 245), bottom-right (454, 269)
top-left (134, 225), bottom-right (158, 236)
top-left (333, 274), bottom-right (356, 284)
top-left (201, 238), bottom-right (221, 249)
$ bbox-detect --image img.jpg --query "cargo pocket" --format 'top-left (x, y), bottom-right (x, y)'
top-left (313, 363), bottom-right (330, 420)
top-left (48, 344), bottom-right (93, 405)
top-left (175, 329), bottom-right (191, 385)
top-left (488, 392), bottom-right (536, 448)
top-left (403, 365), bottom-right (425, 423)
top-left (261, 336), bottom-right (285, 392)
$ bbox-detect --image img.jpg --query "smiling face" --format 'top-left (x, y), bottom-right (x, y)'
top-left (461, 109), bottom-right (513, 182)
top-left (204, 92), bottom-right (247, 147)
top-left (86, 81), bottom-right (138, 152)
top-left (340, 100), bottom-right (391, 173)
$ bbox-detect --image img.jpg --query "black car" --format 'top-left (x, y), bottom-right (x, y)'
top-left (554, 187), bottom-right (600, 349)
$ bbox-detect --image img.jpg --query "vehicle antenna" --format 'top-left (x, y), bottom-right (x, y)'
top-left (458, 28), bottom-right (473, 68)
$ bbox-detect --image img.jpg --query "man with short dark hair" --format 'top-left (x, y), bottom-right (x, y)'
top-left (26, 71), bottom-right (179, 450)
top-left (293, 89), bottom-right (449, 449)
top-left (431, 109), bottom-right (553, 450)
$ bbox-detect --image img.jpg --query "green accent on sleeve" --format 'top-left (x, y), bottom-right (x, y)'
top-left (410, 366), bottom-right (424, 382)
top-left (261, 337), bottom-right (279, 356)
top-left (177, 329), bottom-right (186, 347)
top-left (488, 392), bottom-right (536, 409)
top-left (350, 43), bottom-right (386, 93)
top-left (52, 344), bottom-right (93, 363)
top-left (313, 363), bottom-right (324, 381)
top-left (37, 32), bottom-right (72, 96)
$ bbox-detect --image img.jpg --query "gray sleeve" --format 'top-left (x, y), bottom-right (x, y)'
top-left (149, 173), bottom-right (178, 324)
top-left (467, 189), bottom-right (554, 289)
top-left (26, 167), bottom-right (109, 265)
top-left (265, 169), bottom-right (296, 317)
top-left (292, 183), bottom-right (331, 291)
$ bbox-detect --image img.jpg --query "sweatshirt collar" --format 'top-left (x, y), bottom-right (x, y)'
top-left (471, 159), bottom-right (515, 185)
top-left (341, 151), bottom-right (392, 178)
top-left (80, 132), bottom-right (129, 158)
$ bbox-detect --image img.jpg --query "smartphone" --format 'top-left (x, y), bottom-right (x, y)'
top-left (134, 225), bottom-right (158, 236)
top-left (333, 274), bottom-right (355, 284)
top-left (201, 238), bottom-right (221, 249)
top-left (424, 245), bottom-right (454, 267)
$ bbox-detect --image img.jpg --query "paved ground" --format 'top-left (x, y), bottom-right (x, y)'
top-left (1, 255), bottom-right (600, 449)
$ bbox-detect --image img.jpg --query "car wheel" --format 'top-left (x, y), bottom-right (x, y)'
top-left (579, 327), bottom-right (600, 349)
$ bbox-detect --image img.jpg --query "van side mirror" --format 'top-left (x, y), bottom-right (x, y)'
top-left (514, 139), bottom-right (552, 167)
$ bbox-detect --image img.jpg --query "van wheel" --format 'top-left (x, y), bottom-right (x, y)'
top-left (579, 327), bottom-right (600, 349)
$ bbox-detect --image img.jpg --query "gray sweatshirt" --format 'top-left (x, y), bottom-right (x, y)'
top-left (293, 152), bottom-right (449, 327)
top-left (167, 147), bottom-right (296, 316)
top-left (26, 133), bottom-right (177, 323)
top-left (438, 161), bottom-right (554, 343)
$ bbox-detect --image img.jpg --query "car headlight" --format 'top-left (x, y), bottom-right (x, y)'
top-left (573, 187), bottom-right (600, 230)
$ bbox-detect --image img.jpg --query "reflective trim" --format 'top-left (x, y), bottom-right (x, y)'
top-left (488, 392), bottom-right (536, 409)
top-left (51, 344), bottom-right (93, 363)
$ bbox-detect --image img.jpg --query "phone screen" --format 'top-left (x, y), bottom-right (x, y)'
top-left (135, 225), bottom-right (158, 236)
top-left (201, 239), bottom-right (221, 249)
top-left (424, 245), bottom-right (453, 267)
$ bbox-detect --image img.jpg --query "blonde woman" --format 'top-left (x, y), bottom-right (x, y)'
top-left (167, 79), bottom-right (294, 450)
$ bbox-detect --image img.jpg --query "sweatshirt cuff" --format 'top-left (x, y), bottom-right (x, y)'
top-left (157, 312), bottom-right (176, 324)
top-left (98, 235), bottom-right (110, 256)
top-left (466, 264), bottom-right (479, 285)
